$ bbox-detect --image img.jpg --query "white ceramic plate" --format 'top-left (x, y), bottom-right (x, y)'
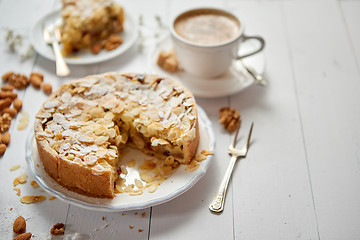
top-left (25, 106), bottom-right (215, 212)
top-left (29, 9), bottom-right (138, 65)
top-left (149, 35), bottom-right (266, 98)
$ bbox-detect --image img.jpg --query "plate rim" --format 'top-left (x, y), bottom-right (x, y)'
top-left (25, 105), bottom-right (215, 212)
top-left (29, 9), bottom-right (138, 65)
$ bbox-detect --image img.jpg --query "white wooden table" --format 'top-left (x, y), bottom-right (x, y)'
top-left (1, 0), bottom-right (360, 239)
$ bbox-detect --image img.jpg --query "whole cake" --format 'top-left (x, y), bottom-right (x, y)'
top-left (60, 0), bottom-right (125, 55)
top-left (34, 73), bottom-right (199, 198)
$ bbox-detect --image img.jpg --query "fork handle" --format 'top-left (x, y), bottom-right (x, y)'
top-left (52, 41), bottom-right (70, 77)
top-left (209, 155), bottom-right (238, 213)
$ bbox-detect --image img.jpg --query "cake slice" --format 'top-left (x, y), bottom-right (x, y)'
top-left (60, 0), bottom-right (125, 55)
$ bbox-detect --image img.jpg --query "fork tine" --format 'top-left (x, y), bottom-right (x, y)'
top-left (244, 122), bottom-right (254, 155)
top-left (232, 122), bottom-right (241, 148)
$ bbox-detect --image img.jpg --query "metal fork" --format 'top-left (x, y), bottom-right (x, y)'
top-left (43, 25), bottom-right (70, 77)
top-left (209, 122), bottom-right (254, 213)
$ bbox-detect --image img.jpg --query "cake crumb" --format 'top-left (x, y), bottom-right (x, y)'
top-left (30, 180), bottom-right (39, 189)
top-left (141, 212), bottom-right (146, 218)
top-left (138, 229), bottom-right (143, 232)
top-left (129, 225), bottom-right (134, 230)
top-left (10, 164), bottom-right (20, 171)
top-left (102, 216), bottom-right (105, 221)
top-left (10, 208), bottom-right (13, 211)
top-left (20, 195), bottom-right (46, 204)
top-left (13, 173), bottom-right (28, 186)
top-left (13, 187), bottom-right (20, 196)
top-left (48, 196), bottom-right (56, 201)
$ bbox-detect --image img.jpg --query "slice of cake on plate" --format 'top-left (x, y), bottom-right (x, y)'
top-left (34, 73), bottom-right (199, 198)
top-left (60, 0), bottom-right (125, 55)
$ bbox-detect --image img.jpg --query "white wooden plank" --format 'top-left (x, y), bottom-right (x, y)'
top-left (341, 0), bottom-right (360, 72)
top-left (0, 0), bottom-right (71, 239)
top-left (148, 1), bottom-right (236, 238)
top-left (282, 0), bottom-right (360, 239)
top-left (227, 1), bottom-right (319, 239)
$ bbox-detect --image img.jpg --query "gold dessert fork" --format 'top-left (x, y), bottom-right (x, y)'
top-left (209, 122), bottom-right (254, 213)
top-left (43, 24), bottom-right (70, 77)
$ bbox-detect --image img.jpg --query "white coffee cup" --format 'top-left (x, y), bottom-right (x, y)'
top-left (170, 7), bottom-right (265, 78)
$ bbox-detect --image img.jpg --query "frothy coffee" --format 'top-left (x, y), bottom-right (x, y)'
top-left (174, 9), bottom-right (240, 45)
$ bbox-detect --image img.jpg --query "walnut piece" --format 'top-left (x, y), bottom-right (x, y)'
top-left (104, 34), bottom-right (123, 51)
top-left (7, 73), bottom-right (30, 89)
top-left (157, 49), bottom-right (179, 73)
top-left (50, 223), bottom-right (65, 235)
top-left (0, 113), bottom-right (12, 133)
top-left (219, 107), bottom-right (241, 132)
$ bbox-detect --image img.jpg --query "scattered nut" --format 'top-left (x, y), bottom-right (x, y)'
top-left (0, 113), bottom-right (12, 133)
top-left (104, 34), bottom-right (123, 51)
top-left (219, 107), bottom-right (241, 132)
top-left (50, 223), bottom-right (65, 235)
top-left (13, 216), bottom-right (26, 234)
top-left (41, 83), bottom-right (52, 95)
top-left (30, 72), bottom-right (43, 81)
top-left (8, 73), bottom-right (30, 89)
top-left (1, 84), bottom-right (14, 91)
top-left (1, 132), bottom-right (11, 145)
top-left (20, 195), bottom-right (46, 204)
top-left (30, 77), bottom-right (42, 89)
top-left (157, 49), bottom-right (179, 73)
top-left (1, 107), bottom-right (17, 118)
top-left (0, 98), bottom-right (12, 111)
top-left (0, 91), bottom-right (17, 100)
top-left (13, 98), bottom-right (22, 111)
top-left (13, 232), bottom-right (32, 240)
top-left (0, 143), bottom-right (6, 156)
top-left (2, 71), bottom-right (14, 81)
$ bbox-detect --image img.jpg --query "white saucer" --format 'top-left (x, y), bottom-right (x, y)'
top-left (149, 35), bottom-right (266, 98)
top-left (30, 9), bottom-right (138, 65)
top-left (26, 106), bottom-right (215, 212)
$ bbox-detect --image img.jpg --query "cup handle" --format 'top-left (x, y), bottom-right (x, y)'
top-left (236, 35), bottom-right (265, 59)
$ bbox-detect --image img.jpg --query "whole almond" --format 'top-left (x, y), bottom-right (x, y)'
top-left (13, 98), bottom-right (22, 111)
top-left (1, 84), bottom-right (14, 91)
top-left (30, 76), bottom-right (42, 89)
top-left (13, 216), bottom-right (26, 234)
top-left (30, 72), bottom-right (43, 81)
top-left (2, 107), bottom-right (17, 118)
top-left (2, 132), bottom-right (11, 145)
top-left (13, 232), bottom-right (31, 240)
top-left (2, 71), bottom-right (13, 81)
top-left (0, 91), bottom-right (17, 99)
top-left (0, 143), bottom-right (6, 156)
top-left (0, 98), bottom-right (12, 111)
top-left (41, 83), bottom-right (52, 95)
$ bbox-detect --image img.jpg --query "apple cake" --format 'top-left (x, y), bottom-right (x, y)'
top-left (34, 73), bottom-right (199, 198)
top-left (60, 0), bottom-right (125, 55)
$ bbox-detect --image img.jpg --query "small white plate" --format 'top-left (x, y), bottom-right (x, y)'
top-left (30, 9), bottom-right (138, 65)
top-left (25, 106), bottom-right (215, 212)
top-left (149, 35), bottom-right (266, 98)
